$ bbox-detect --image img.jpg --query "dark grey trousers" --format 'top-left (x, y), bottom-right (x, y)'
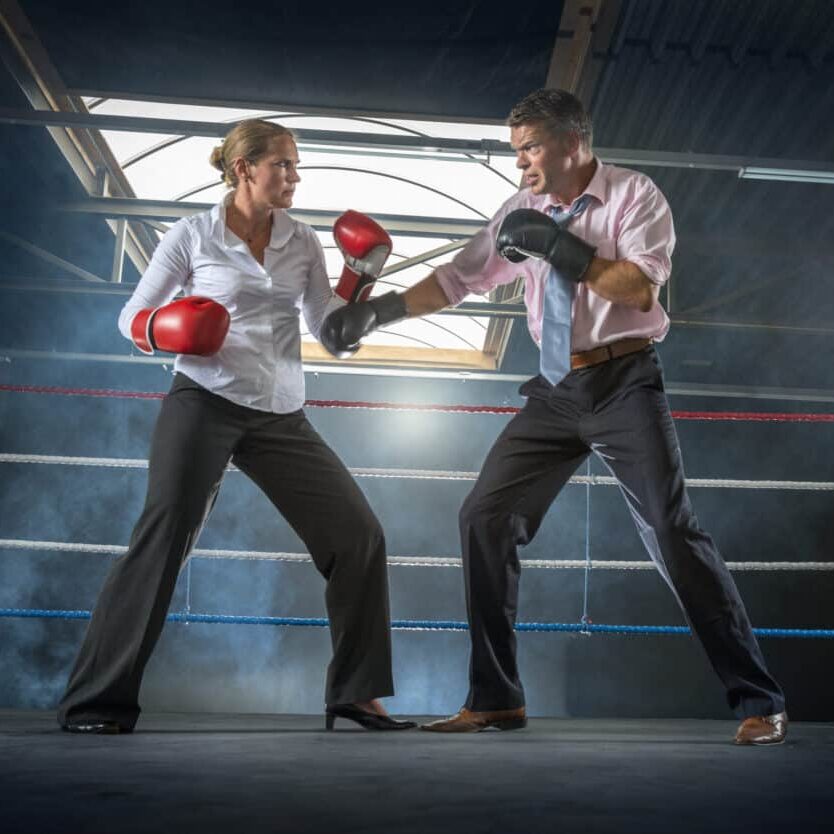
top-left (461, 347), bottom-right (785, 719)
top-left (58, 374), bottom-right (393, 729)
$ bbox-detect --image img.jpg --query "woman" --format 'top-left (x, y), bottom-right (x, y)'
top-left (57, 119), bottom-right (413, 732)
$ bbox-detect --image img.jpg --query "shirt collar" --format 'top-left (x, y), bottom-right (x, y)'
top-left (213, 192), bottom-right (296, 250)
top-left (544, 157), bottom-right (608, 213)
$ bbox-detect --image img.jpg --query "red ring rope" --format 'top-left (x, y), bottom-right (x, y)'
top-left (2, 384), bottom-right (834, 422)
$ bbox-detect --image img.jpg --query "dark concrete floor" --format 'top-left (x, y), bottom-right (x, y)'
top-left (2, 710), bottom-right (833, 834)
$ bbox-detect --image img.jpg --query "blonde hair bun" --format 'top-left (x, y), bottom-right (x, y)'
top-left (208, 120), bottom-right (295, 189)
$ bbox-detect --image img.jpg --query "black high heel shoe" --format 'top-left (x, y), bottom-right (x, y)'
top-left (325, 704), bottom-right (417, 731)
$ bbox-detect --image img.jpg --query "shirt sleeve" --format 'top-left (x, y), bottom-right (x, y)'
top-left (117, 219), bottom-right (194, 340)
top-left (434, 193), bottom-right (529, 305)
top-left (301, 227), bottom-right (334, 341)
top-left (617, 176), bottom-right (676, 287)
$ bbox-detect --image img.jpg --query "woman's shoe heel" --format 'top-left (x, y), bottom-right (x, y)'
top-left (325, 712), bottom-right (336, 730)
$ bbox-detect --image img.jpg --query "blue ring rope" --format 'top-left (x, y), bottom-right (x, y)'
top-left (1, 608), bottom-right (833, 638)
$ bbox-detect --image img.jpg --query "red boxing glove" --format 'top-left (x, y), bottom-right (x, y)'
top-left (333, 210), bottom-right (392, 304)
top-left (130, 296), bottom-right (230, 356)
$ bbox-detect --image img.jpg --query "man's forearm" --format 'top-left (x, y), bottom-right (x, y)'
top-left (584, 257), bottom-right (657, 313)
top-left (403, 272), bottom-right (451, 316)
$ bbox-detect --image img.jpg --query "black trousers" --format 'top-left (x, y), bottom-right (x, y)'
top-left (461, 347), bottom-right (785, 719)
top-left (58, 374), bottom-right (393, 729)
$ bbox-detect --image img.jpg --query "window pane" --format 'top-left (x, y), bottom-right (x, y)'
top-left (87, 99), bottom-right (521, 359)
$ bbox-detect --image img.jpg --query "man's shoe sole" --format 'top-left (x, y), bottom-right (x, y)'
top-left (734, 736), bottom-right (786, 746)
top-left (491, 717), bottom-right (527, 731)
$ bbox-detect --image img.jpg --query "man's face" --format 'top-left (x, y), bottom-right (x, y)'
top-left (510, 123), bottom-right (574, 196)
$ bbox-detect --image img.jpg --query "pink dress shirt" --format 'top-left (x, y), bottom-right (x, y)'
top-left (435, 160), bottom-right (675, 352)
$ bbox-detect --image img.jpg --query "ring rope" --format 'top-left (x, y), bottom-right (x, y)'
top-left (1, 607), bottom-right (832, 638)
top-left (3, 384), bottom-right (834, 423)
top-left (2, 538), bottom-right (831, 572)
top-left (2, 453), bottom-right (833, 492)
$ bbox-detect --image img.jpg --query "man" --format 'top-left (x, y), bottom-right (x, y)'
top-left (321, 89), bottom-right (787, 745)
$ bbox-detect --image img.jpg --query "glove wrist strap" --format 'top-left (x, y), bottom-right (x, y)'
top-left (548, 230), bottom-right (596, 283)
top-left (145, 308), bottom-right (160, 352)
top-left (369, 291), bottom-right (408, 326)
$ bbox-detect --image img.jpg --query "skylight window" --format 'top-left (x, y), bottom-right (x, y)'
top-left (85, 98), bottom-right (521, 369)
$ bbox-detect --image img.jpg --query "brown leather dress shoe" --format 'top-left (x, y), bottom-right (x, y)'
top-left (734, 711), bottom-right (788, 745)
top-left (420, 706), bottom-right (527, 733)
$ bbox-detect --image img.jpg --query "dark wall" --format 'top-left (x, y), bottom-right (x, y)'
top-left (20, 0), bottom-right (564, 120)
top-left (0, 63), bottom-right (140, 283)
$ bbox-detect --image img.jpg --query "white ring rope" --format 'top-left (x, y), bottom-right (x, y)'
top-left (2, 453), bottom-right (833, 491)
top-left (1, 538), bottom-right (831, 572)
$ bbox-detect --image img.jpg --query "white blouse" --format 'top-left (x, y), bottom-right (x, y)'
top-left (119, 196), bottom-right (332, 413)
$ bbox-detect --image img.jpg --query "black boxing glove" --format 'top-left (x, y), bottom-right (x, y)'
top-left (320, 291), bottom-right (408, 358)
top-left (496, 209), bottom-right (596, 282)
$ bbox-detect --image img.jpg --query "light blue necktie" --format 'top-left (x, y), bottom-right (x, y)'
top-left (539, 195), bottom-right (591, 385)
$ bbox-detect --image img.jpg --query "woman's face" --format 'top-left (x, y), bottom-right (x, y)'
top-left (246, 135), bottom-right (301, 209)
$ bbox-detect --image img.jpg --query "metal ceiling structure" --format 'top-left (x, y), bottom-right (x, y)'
top-left (1, 0), bottom-right (833, 394)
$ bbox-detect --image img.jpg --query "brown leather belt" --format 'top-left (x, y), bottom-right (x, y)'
top-left (570, 337), bottom-right (652, 370)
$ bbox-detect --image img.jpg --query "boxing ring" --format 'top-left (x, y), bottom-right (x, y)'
top-left (4, 380), bottom-right (834, 834)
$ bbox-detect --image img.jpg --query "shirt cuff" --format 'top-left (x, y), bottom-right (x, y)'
top-left (434, 263), bottom-right (470, 306)
top-left (625, 255), bottom-right (669, 287)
